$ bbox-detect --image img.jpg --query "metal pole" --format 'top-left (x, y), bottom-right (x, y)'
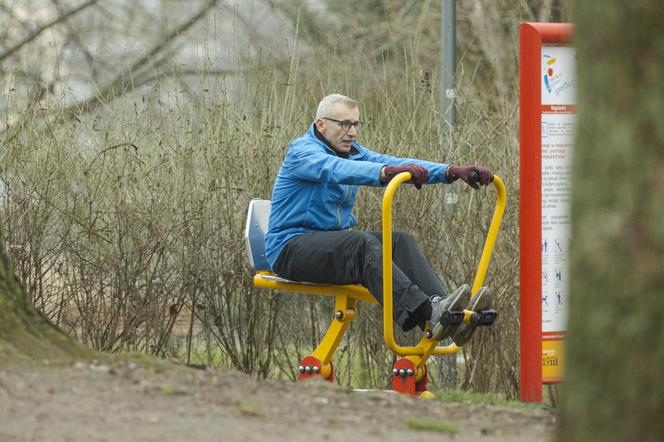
top-left (441, 0), bottom-right (456, 135)
top-left (439, 0), bottom-right (458, 389)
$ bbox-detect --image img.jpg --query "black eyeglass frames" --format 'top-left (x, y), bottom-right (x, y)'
top-left (322, 117), bottom-right (364, 132)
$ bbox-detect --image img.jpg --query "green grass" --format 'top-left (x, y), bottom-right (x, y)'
top-left (406, 418), bottom-right (460, 434)
top-left (432, 389), bottom-right (553, 410)
top-left (433, 389), bottom-right (516, 406)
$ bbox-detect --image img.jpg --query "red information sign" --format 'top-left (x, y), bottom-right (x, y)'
top-left (519, 22), bottom-right (574, 403)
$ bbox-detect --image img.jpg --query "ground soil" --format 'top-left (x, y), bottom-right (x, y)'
top-left (0, 359), bottom-right (556, 442)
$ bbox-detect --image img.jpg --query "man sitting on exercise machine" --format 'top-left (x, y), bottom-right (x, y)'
top-left (265, 93), bottom-right (492, 345)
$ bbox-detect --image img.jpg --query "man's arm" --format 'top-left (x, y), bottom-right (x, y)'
top-left (361, 147), bottom-right (450, 184)
top-left (363, 146), bottom-right (493, 188)
top-left (283, 142), bottom-right (384, 185)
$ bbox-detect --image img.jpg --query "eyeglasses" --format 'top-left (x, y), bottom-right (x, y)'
top-left (322, 117), bottom-right (364, 132)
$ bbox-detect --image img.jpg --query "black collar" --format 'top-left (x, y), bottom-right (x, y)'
top-left (313, 124), bottom-right (358, 158)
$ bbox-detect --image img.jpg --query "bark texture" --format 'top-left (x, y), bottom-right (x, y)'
top-left (0, 241), bottom-right (88, 362)
top-left (558, 1), bottom-right (664, 440)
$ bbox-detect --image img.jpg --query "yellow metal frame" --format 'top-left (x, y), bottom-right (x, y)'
top-left (252, 172), bottom-right (506, 377)
top-left (253, 273), bottom-right (375, 376)
top-left (382, 172), bottom-right (506, 370)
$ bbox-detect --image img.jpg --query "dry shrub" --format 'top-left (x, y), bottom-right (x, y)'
top-left (1, 0), bottom-right (572, 398)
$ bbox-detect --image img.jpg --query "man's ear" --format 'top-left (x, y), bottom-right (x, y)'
top-left (315, 117), bottom-right (325, 132)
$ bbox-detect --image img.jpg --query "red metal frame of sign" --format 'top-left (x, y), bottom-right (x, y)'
top-left (519, 22), bottom-right (573, 403)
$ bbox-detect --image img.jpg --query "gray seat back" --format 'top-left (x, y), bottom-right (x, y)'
top-left (244, 199), bottom-right (272, 271)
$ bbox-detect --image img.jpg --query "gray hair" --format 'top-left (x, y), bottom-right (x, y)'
top-left (316, 94), bottom-right (358, 119)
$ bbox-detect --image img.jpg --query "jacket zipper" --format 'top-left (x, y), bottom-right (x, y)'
top-left (337, 185), bottom-right (351, 228)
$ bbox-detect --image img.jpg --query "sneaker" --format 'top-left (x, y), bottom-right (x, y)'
top-left (428, 284), bottom-right (470, 341)
top-left (451, 287), bottom-right (492, 346)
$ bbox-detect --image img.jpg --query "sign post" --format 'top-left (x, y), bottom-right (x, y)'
top-left (519, 22), bottom-right (575, 403)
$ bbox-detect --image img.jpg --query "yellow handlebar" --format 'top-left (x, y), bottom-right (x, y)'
top-left (382, 172), bottom-right (507, 357)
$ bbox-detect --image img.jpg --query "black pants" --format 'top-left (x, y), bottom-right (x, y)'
top-left (273, 230), bottom-right (447, 331)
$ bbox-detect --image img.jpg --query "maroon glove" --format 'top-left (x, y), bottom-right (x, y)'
top-left (382, 164), bottom-right (429, 189)
top-left (446, 165), bottom-right (493, 189)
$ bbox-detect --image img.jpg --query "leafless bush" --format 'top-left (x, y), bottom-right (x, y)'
top-left (1, 0), bottom-right (572, 398)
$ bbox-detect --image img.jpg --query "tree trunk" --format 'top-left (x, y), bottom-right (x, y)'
top-left (0, 240), bottom-right (88, 362)
top-left (558, 1), bottom-right (664, 440)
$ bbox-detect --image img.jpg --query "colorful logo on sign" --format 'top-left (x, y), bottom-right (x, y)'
top-left (543, 55), bottom-right (557, 93)
top-left (543, 53), bottom-right (575, 97)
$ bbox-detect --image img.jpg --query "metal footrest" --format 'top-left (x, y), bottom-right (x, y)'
top-left (475, 309), bottom-right (497, 326)
top-left (440, 310), bottom-right (465, 326)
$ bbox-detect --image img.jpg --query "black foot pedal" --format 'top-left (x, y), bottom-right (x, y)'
top-left (477, 309), bottom-right (497, 326)
top-left (440, 310), bottom-right (464, 326)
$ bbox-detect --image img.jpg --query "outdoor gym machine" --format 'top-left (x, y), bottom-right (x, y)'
top-left (245, 171), bottom-right (506, 397)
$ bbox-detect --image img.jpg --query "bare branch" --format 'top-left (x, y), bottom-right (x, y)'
top-left (51, 0), bottom-right (110, 85)
top-left (130, 68), bottom-right (245, 92)
top-left (64, 0), bottom-right (221, 115)
top-left (0, 0), bottom-right (98, 64)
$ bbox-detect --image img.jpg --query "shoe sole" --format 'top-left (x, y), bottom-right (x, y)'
top-left (431, 284), bottom-right (471, 341)
top-left (451, 287), bottom-right (492, 346)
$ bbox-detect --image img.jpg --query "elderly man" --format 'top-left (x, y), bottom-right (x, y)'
top-left (265, 94), bottom-right (492, 345)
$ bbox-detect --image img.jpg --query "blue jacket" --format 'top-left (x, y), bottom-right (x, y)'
top-left (265, 123), bottom-right (451, 268)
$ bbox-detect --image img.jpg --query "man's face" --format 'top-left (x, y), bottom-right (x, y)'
top-left (315, 103), bottom-right (360, 154)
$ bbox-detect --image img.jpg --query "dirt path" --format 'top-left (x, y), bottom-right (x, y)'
top-left (0, 360), bottom-right (556, 441)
